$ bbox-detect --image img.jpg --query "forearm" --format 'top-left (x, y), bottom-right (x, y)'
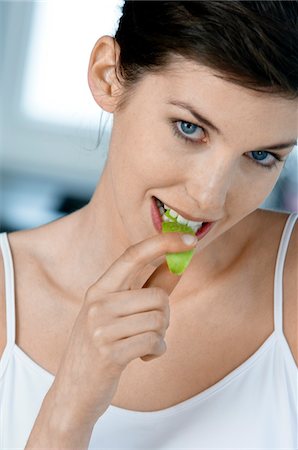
top-left (25, 388), bottom-right (94, 450)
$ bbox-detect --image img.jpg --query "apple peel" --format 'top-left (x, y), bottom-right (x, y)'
top-left (162, 221), bottom-right (196, 275)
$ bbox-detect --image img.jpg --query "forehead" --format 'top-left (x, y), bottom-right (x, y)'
top-left (136, 57), bottom-right (298, 140)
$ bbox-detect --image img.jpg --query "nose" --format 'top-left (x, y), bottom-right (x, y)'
top-left (186, 150), bottom-right (236, 219)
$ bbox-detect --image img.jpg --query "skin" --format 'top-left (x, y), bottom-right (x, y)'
top-left (30, 35), bottom-right (297, 302)
top-left (1, 36), bottom-right (297, 438)
top-left (56, 36), bottom-right (297, 294)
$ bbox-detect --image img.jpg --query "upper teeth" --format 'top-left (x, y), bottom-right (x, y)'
top-left (157, 199), bottom-right (203, 233)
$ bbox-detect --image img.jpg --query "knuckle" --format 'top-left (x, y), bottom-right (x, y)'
top-left (150, 331), bottom-right (161, 348)
top-left (162, 311), bottom-right (169, 329)
top-left (93, 327), bottom-right (107, 344)
top-left (155, 337), bottom-right (166, 355)
top-left (86, 303), bottom-right (99, 321)
top-left (152, 311), bottom-right (165, 329)
top-left (164, 313), bottom-right (170, 329)
top-left (123, 245), bottom-right (139, 263)
top-left (84, 285), bottom-right (97, 304)
top-left (151, 287), bottom-right (169, 310)
top-left (85, 292), bottom-right (110, 316)
top-left (160, 340), bottom-right (167, 354)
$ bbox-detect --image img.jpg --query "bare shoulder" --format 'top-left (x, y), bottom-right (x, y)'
top-left (256, 208), bottom-right (297, 366)
top-left (0, 226), bottom-right (77, 375)
top-left (251, 207), bottom-right (292, 229)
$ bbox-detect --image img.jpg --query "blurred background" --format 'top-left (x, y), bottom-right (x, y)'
top-left (0, 0), bottom-right (297, 234)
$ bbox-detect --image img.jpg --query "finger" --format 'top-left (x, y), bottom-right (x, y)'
top-left (101, 311), bottom-right (169, 342)
top-left (90, 232), bottom-right (197, 293)
top-left (112, 332), bottom-right (167, 366)
top-left (106, 289), bottom-right (169, 318)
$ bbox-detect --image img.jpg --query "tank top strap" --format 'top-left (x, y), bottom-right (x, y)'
top-left (0, 232), bottom-right (16, 353)
top-left (274, 212), bottom-right (298, 335)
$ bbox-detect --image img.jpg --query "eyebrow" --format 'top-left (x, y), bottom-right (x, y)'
top-left (166, 99), bottom-right (297, 152)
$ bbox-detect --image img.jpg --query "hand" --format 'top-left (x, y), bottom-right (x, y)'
top-left (49, 232), bottom-right (197, 430)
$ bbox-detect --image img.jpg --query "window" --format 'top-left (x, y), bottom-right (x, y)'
top-left (20, 0), bottom-right (124, 127)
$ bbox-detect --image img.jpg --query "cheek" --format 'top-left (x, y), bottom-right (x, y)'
top-left (237, 170), bottom-right (281, 208)
top-left (259, 169), bottom-right (282, 195)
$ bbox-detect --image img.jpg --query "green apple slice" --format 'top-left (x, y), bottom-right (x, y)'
top-left (162, 221), bottom-right (196, 275)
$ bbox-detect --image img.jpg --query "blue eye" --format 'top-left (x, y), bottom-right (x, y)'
top-left (170, 119), bottom-right (284, 170)
top-left (246, 150), bottom-right (283, 170)
top-left (180, 122), bottom-right (199, 135)
top-left (171, 120), bottom-right (206, 143)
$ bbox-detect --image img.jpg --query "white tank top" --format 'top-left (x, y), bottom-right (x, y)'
top-left (0, 213), bottom-right (297, 449)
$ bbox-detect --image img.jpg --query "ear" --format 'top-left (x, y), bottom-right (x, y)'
top-left (87, 35), bottom-right (123, 113)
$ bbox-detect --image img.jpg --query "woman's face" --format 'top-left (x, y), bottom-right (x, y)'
top-left (102, 56), bottom-right (297, 251)
top-left (87, 38), bottom-right (297, 260)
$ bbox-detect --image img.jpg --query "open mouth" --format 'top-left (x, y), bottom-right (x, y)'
top-left (151, 196), bottom-right (214, 239)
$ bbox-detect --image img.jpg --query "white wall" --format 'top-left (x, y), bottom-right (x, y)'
top-left (0, 1), bottom-right (123, 192)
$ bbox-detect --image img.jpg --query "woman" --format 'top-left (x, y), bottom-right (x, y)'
top-left (0, 1), bottom-right (297, 449)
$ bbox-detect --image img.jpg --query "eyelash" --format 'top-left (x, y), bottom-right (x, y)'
top-left (170, 119), bottom-right (284, 170)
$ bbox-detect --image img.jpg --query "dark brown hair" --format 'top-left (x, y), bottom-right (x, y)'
top-left (91, 1), bottom-right (297, 150)
top-left (112, 0), bottom-right (298, 112)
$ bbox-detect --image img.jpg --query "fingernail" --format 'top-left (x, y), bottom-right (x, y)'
top-left (181, 234), bottom-right (197, 246)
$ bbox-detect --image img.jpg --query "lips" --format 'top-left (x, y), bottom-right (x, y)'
top-left (151, 196), bottom-right (215, 240)
top-left (151, 197), bottom-right (163, 232)
top-left (194, 221), bottom-right (213, 239)
top-left (153, 196), bottom-right (212, 223)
